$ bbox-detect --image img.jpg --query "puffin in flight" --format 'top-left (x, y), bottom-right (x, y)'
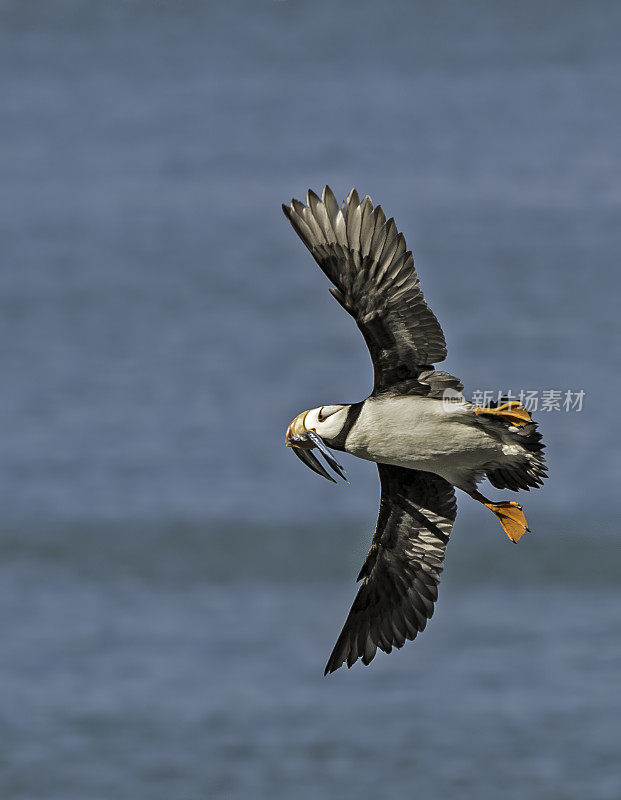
top-left (283, 187), bottom-right (547, 675)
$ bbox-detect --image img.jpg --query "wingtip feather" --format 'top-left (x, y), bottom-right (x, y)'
top-left (346, 188), bottom-right (360, 207)
top-left (307, 188), bottom-right (320, 206)
top-left (321, 184), bottom-right (335, 204)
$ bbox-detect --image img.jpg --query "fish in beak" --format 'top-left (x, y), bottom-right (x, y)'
top-left (285, 411), bottom-right (348, 483)
top-left (285, 410), bottom-right (313, 449)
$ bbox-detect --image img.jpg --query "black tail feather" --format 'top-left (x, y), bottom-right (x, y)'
top-left (485, 421), bottom-right (547, 491)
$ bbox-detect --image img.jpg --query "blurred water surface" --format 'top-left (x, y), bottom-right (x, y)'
top-left (1, 1), bottom-right (620, 798)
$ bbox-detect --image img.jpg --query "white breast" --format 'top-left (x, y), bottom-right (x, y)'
top-left (344, 396), bottom-right (502, 487)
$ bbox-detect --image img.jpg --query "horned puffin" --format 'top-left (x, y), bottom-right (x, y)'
top-left (283, 187), bottom-right (547, 675)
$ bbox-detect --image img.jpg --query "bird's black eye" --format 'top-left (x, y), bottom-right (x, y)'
top-left (318, 405), bottom-right (342, 422)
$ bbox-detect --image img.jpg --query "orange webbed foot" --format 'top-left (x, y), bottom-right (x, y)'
top-left (474, 401), bottom-right (533, 428)
top-left (484, 500), bottom-right (530, 543)
top-left (468, 490), bottom-right (531, 543)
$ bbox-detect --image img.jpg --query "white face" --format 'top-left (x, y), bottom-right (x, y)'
top-left (303, 405), bottom-right (349, 441)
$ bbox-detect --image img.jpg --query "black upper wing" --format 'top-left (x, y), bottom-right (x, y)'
top-left (283, 186), bottom-right (462, 396)
top-left (324, 464), bottom-right (457, 674)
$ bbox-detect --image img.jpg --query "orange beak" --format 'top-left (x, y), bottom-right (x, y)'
top-left (285, 410), bottom-right (311, 447)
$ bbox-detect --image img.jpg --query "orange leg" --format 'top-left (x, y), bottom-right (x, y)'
top-left (474, 401), bottom-right (532, 427)
top-left (468, 489), bottom-right (530, 543)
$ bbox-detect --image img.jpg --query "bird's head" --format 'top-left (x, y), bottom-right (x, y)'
top-left (285, 405), bottom-right (351, 483)
top-left (285, 405), bottom-right (349, 449)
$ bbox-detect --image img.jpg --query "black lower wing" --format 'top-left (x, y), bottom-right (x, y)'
top-left (325, 464), bottom-right (457, 674)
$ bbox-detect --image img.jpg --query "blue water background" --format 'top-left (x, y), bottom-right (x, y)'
top-left (1, 1), bottom-right (620, 798)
